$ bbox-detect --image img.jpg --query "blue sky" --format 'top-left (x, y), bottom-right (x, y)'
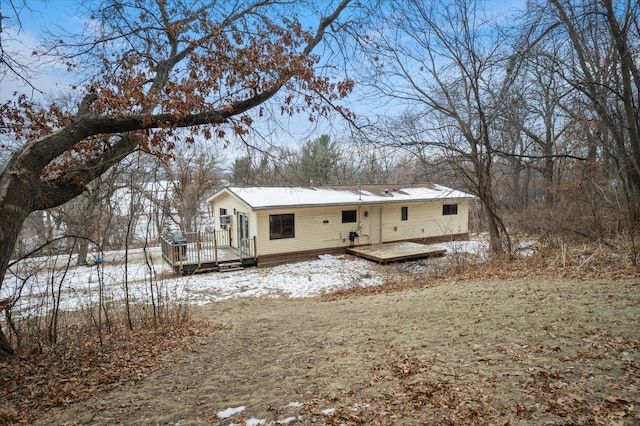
top-left (3, 0), bottom-right (527, 98)
top-left (1, 0), bottom-right (362, 149)
top-left (1, 0), bottom-right (84, 100)
top-left (16, 1), bottom-right (83, 33)
top-left (2, 0), bottom-right (528, 150)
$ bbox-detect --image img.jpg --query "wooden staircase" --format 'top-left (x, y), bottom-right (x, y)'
top-left (218, 261), bottom-right (244, 272)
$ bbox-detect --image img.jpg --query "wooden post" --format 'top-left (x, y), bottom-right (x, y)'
top-left (197, 231), bottom-right (201, 268)
top-left (214, 231), bottom-right (218, 265)
top-left (253, 236), bottom-right (257, 260)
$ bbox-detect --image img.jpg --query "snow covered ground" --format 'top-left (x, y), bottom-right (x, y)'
top-left (2, 241), bottom-right (487, 318)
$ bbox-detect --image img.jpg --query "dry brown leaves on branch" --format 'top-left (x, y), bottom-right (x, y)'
top-left (0, 320), bottom-right (217, 424)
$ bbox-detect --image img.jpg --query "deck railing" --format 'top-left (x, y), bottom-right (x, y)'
top-left (160, 230), bottom-right (257, 271)
top-left (239, 237), bottom-right (256, 261)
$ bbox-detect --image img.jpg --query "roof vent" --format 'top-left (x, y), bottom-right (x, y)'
top-left (381, 188), bottom-right (392, 196)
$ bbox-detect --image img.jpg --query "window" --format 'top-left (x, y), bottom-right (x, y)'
top-left (269, 214), bottom-right (295, 239)
top-left (401, 206), bottom-right (408, 221)
top-left (443, 204), bottom-right (458, 215)
top-left (219, 208), bottom-right (230, 227)
top-left (342, 210), bottom-right (357, 223)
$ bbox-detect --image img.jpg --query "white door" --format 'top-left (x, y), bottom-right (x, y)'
top-left (369, 208), bottom-right (382, 244)
top-left (238, 213), bottom-right (250, 254)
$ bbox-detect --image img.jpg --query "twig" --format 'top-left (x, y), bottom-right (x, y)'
top-left (578, 245), bottom-right (601, 270)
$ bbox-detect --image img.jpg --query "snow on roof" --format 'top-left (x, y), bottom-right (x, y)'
top-left (211, 184), bottom-right (475, 209)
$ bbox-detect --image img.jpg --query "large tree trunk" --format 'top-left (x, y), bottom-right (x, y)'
top-left (474, 158), bottom-right (509, 256)
top-left (0, 180), bottom-right (31, 358)
top-left (542, 130), bottom-right (555, 205)
top-left (0, 326), bottom-right (15, 358)
top-left (0, 0), bottom-right (353, 359)
top-left (0, 128), bottom-right (132, 359)
top-left (478, 189), bottom-right (510, 256)
top-left (484, 204), bottom-right (503, 255)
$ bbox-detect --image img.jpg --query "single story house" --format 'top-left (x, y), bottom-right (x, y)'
top-left (206, 184), bottom-right (475, 266)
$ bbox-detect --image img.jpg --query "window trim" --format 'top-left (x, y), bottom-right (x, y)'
top-left (401, 206), bottom-right (408, 221)
top-left (443, 204), bottom-right (458, 215)
top-left (269, 214), bottom-right (295, 240)
top-left (341, 210), bottom-right (357, 223)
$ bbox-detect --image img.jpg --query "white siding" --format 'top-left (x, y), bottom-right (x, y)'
top-left (255, 206), bottom-right (366, 256)
top-left (378, 200), bottom-right (470, 243)
top-left (208, 191), bottom-right (254, 249)
top-left (253, 200), bottom-right (470, 256)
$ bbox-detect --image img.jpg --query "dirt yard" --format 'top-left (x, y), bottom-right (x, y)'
top-left (14, 276), bottom-right (638, 425)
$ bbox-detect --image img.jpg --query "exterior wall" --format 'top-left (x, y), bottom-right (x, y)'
top-left (253, 199), bottom-right (471, 257)
top-left (257, 233), bottom-right (469, 267)
top-left (378, 199), bottom-right (470, 243)
top-left (255, 206), bottom-right (364, 257)
top-left (208, 191), bottom-right (255, 249)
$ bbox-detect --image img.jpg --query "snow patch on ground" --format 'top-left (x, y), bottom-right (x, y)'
top-left (217, 406), bottom-right (246, 419)
top-left (438, 240), bottom-right (487, 254)
top-left (3, 240), bottom-right (501, 318)
top-left (2, 252), bottom-right (385, 318)
top-left (215, 402), bottom-right (373, 425)
top-left (172, 254), bottom-right (384, 304)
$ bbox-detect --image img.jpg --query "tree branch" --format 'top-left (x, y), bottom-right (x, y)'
top-left (34, 135), bottom-right (140, 210)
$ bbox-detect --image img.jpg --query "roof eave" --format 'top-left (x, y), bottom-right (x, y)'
top-left (207, 187), bottom-right (253, 209)
top-left (250, 196), bottom-right (475, 210)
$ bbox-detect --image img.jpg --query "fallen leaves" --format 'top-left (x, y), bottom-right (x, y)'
top-left (314, 262), bottom-right (640, 425)
top-left (294, 339), bottom-right (640, 425)
top-left (2, 247), bottom-right (638, 425)
top-left (0, 320), bottom-right (218, 425)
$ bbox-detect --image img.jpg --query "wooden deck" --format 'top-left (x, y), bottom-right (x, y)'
top-left (347, 241), bottom-right (446, 264)
top-left (160, 230), bottom-right (257, 274)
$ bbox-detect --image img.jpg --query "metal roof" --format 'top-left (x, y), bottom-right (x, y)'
top-left (208, 184), bottom-right (475, 209)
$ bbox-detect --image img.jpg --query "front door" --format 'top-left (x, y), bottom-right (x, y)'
top-left (237, 212), bottom-right (250, 256)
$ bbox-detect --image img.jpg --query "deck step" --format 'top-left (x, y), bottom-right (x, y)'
top-left (218, 261), bottom-right (244, 272)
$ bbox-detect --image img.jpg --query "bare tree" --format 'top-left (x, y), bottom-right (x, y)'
top-left (357, 0), bottom-right (523, 254)
top-left (0, 0), bottom-right (46, 92)
top-left (545, 0), bottom-right (640, 214)
top-left (497, 38), bottom-right (574, 208)
top-left (162, 144), bottom-right (223, 233)
top-left (0, 0), bottom-right (356, 359)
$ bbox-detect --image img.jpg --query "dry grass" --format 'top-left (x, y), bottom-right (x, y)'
top-left (324, 242), bottom-right (639, 302)
top-left (1, 247), bottom-right (639, 425)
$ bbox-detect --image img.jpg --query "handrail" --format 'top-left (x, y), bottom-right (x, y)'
top-left (239, 236), bottom-right (257, 261)
top-left (160, 231), bottom-right (256, 271)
